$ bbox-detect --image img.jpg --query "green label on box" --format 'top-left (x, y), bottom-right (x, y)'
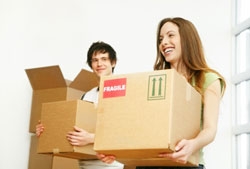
top-left (147, 74), bottom-right (166, 100)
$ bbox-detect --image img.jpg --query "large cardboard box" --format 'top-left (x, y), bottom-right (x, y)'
top-left (38, 100), bottom-right (98, 160)
top-left (25, 65), bottom-right (99, 133)
top-left (94, 69), bottom-right (201, 166)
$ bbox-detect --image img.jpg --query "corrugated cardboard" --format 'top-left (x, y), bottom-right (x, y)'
top-left (38, 100), bottom-right (98, 160)
top-left (94, 69), bottom-right (201, 166)
top-left (52, 156), bottom-right (79, 169)
top-left (118, 152), bottom-right (199, 167)
top-left (123, 166), bottom-right (136, 169)
top-left (28, 135), bottom-right (80, 169)
top-left (28, 135), bottom-right (53, 169)
top-left (25, 65), bottom-right (99, 133)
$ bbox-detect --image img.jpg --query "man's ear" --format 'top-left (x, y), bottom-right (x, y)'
top-left (111, 61), bottom-right (116, 68)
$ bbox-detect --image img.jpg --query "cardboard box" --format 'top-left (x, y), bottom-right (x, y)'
top-left (28, 135), bottom-right (80, 169)
top-left (38, 100), bottom-right (98, 160)
top-left (123, 166), bottom-right (136, 169)
top-left (25, 65), bottom-right (99, 133)
top-left (52, 156), bottom-right (79, 169)
top-left (28, 135), bottom-right (53, 169)
top-left (118, 153), bottom-right (199, 167)
top-left (94, 69), bottom-right (201, 166)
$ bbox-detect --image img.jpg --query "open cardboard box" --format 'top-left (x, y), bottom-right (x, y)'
top-left (94, 69), bottom-right (201, 166)
top-left (38, 100), bottom-right (98, 160)
top-left (25, 65), bottom-right (99, 133)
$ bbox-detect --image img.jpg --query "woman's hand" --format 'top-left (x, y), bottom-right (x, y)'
top-left (66, 126), bottom-right (94, 146)
top-left (36, 120), bottom-right (44, 137)
top-left (96, 153), bottom-right (116, 164)
top-left (158, 139), bottom-right (195, 164)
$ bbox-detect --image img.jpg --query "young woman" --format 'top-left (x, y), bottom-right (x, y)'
top-left (98, 17), bottom-right (226, 169)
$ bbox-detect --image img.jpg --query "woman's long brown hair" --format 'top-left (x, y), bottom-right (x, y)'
top-left (154, 17), bottom-right (226, 98)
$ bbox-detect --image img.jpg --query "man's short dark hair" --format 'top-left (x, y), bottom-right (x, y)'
top-left (86, 41), bottom-right (117, 72)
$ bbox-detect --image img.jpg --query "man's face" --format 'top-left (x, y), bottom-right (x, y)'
top-left (91, 52), bottom-right (116, 77)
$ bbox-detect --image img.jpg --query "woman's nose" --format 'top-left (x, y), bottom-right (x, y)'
top-left (162, 37), bottom-right (169, 45)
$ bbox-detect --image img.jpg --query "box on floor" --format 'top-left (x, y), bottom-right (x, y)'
top-left (28, 135), bottom-right (80, 169)
top-left (52, 156), bottom-right (79, 169)
top-left (28, 135), bottom-right (53, 169)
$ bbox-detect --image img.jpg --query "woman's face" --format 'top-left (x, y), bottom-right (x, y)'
top-left (91, 52), bottom-right (115, 77)
top-left (159, 21), bottom-right (182, 68)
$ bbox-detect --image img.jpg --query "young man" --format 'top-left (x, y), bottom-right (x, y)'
top-left (36, 41), bottom-right (124, 169)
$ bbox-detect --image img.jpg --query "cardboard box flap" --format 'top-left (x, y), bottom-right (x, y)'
top-left (65, 79), bottom-right (72, 86)
top-left (69, 69), bottom-right (99, 91)
top-left (25, 65), bottom-right (66, 90)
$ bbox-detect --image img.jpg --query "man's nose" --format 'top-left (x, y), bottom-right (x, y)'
top-left (97, 59), bottom-right (104, 65)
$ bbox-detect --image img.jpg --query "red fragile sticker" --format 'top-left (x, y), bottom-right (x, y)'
top-left (103, 78), bottom-right (126, 98)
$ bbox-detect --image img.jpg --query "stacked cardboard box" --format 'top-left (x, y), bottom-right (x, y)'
top-left (94, 69), bottom-right (202, 167)
top-left (28, 135), bottom-right (53, 169)
top-left (26, 65), bottom-right (99, 169)
top-left (25, 65), bottom-right (99, 133)
top-left (28, 135), bottom-right (80, 169)
top-left (52, 156), bottom-right (79, 169)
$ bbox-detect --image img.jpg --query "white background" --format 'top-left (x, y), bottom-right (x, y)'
top-left (0, 0), bottom-right (232, 169)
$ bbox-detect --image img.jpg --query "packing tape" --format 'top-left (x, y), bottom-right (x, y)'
top-left (53, 148), bottom-right (60, 154)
